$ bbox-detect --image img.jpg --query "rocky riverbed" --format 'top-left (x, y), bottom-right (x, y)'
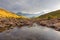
top-left (0, 17), bottom-right (60, 40)
top-left (0, 23), bottom-right (60, 40)
top-left (0, 17), bottom-right (60, 32)
top-left (0, 17), bottom-right (33, 32)
top-left (35, 18), bottom-right (60, 31)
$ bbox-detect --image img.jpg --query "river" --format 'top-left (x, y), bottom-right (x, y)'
top-left (0, 23), bottom-right (60, 40)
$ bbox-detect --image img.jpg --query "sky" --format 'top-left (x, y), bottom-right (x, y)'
top-left (0, 0), bottom-right (60, 14)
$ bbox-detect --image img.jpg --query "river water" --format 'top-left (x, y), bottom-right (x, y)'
top-left (0, 23), bottom-right (60, 40)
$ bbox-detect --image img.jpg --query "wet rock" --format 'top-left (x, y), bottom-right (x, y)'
top-left (0, 18), bottom-right (33, 32)
top-left (35, 18), bottom-right (60, 31)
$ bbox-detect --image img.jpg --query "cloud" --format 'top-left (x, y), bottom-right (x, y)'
top-left (0, 0), bottom-right (60, 14)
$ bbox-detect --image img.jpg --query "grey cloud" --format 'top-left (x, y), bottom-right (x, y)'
top-left (0, 0), bottom-right (60, 13)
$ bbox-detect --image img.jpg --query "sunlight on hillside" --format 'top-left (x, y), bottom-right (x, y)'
top-left (0, 8), bottom-right (26, 18)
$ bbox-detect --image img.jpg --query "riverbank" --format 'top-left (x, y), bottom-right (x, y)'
top-left (35, 18), bottom-right (60, 31)
top-left (0, 23), bottom-right (60, 40)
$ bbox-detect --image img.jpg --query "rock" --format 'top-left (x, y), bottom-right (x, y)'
top-left (0, 18), bottom-right (34, 32)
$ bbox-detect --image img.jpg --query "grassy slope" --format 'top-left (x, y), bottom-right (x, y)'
top-left (38, 10), bottom-right (60, 19)
top-left (0, 8), bottom-right (26, 18)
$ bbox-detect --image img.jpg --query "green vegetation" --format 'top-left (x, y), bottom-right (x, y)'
top-left (38, 10), bottom-right (60, 19)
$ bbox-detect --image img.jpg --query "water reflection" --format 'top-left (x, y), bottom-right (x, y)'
top-left (0, 23), bottom-right (60, 40)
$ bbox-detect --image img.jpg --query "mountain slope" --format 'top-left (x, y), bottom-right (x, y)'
top-left (0, 8), bottom-right (26, 18)
top-left (38, 10), bottom-right (60, 19)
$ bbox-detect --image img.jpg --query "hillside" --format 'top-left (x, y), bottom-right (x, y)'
top-left (38, 10), bottom-right (60, 19)
top-left (0, 8), bottom-right (26, 18)
top-left (0, 8), bottom-right (33, 32)
top-left (34, 10), bottom-right (60, 31)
